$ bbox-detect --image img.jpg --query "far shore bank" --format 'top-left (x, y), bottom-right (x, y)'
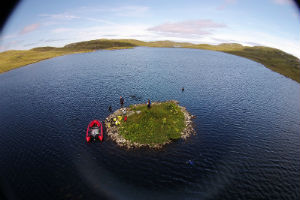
top-left (1, 39), bottom-right (299, 83)
top-left (0, 45), bottom-right (133, 74)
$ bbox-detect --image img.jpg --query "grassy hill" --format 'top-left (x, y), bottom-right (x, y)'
top-left (0, 49), bottom-right (80, 73)
top-left (63, 39), bottom-right (136, 50)
top-left (188, 43), bottom-right (300, 82)
top-left (0, 39), bottom-right (136, 73)
top-left (224, 46), bottom-right (300, 82)
top-left (0, 39), bottom-right (299, 83)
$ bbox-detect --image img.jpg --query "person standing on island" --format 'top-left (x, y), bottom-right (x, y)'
top-left (147, 99), bottom-right (151, 108)
top-left (120, 96), bottom-right (124, 107)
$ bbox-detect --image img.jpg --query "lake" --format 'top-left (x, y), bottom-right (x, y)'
top-left (0, 47), bottom-right (299, 200)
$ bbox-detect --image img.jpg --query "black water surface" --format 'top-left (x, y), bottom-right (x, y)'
top-left (0, 47), bottom-right (299, 200)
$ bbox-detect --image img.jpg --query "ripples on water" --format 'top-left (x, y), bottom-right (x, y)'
top-left (0, 47), bottom-right (299, 199)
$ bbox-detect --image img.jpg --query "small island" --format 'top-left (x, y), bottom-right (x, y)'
top-left (105, 100), bottom-right (195, 149)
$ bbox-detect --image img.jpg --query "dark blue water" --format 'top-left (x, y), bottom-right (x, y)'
top-left (0, 47), bottom-right (299, 200)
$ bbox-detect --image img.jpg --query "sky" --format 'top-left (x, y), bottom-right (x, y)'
top-left (0, 0), bottom-right (299, 58)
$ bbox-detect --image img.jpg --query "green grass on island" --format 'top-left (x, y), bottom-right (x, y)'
top-left (118, 102), bottom-right (185, 146)
top-left (1, 39), bottom-right (299, 83)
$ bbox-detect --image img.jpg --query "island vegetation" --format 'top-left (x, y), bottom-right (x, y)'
top-left (105, 100), bottom-right (195, 148)
top-left (0, 39), bottom-right (299, 83)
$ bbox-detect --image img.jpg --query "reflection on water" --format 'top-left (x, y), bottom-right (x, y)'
top-left (0, 47), bottom-right (299, 199)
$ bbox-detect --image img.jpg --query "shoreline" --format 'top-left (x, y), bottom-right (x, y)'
top-left (104, 100), bottom-right (196, 149)
top-left (1, 39), bottom-right (299, 83)
top-left (0, 46), bottom-right (133, 74)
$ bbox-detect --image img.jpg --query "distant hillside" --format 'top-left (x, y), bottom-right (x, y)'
top-left (187, 43), bottom-right (300, 82)
top-left (0, 40), bottom-right (136, 73)
top-left (64, 39), bottom-right (137, 50)
top-left (223, 46), bottom-right (300, 82)
top-left (0, 39), bottom-right (299, 83)
top-left (187, 43), bottom-right (244, 51)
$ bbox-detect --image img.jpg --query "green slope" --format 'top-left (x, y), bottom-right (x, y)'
top-left (188, 43), bottom-right (300, 82)
top-left (0, 39), bottom-right (299, 83)
top-left (223, 46), bottom-right (300, 82)
top-left (0, 39), bottom-right (136, 73)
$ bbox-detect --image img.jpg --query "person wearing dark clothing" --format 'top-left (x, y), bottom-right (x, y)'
top-left (120, 96), bottom-right (124, 107)
top-left (147, 99), bottom-right (151, 108)
top-left (182, 87), bottom-right (184, 92)
top-left (108, 105), bottom-right (112, 112)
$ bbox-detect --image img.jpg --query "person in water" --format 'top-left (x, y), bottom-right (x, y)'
top-left (182, 87), bottom-right (184, 92)
top-left (108, 105), bottom-right (112, 112)
top-left (147, 99), bottom-right (151, 108)
top-left (120, 96), bottom-right (124, 107)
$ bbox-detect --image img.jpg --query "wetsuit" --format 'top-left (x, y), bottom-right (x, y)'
top-left (120, 97), bottom-right (124, 107)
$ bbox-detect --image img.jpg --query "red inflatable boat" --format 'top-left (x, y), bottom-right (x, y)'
top-left (86, 120), bottom-right (103, 142)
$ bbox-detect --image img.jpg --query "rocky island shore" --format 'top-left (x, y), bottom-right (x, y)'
top-left (104, 100), bottom-right (195, 149)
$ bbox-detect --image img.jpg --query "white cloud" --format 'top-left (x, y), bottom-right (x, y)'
top-left (40, 13), bottom-right (80, 20)
top-left (217, 0), bottom-right (237, 10)
top-left (2, 3), bottom-right (299, 60)
top-left (38, 13), bottom-right (81, 26)
top-left (52, 28), bottom-right (73, 33)
top-left (39, 11), bottom-right (116, 26)
top-left (75, 5), bottom-right (150, 17)
top-left (272, 0), bottom-right (294, 5)
top-left (5, 20), bottom-right (299, 59)
top-left (148, 20), bottom-right (226, 37)
top-left (82, 17), bottom-right (116, 25)
top-left (211, 30), bottom-right (300, 58)
top-left (74, 24), bottom-right (152, 41)
top-left (0, 40), bottom-right (23, 51)
top-left (113, 6), bottom-right (149, 17)
top-left (19, 23), bottom-right (40, 35)
top-left (0, 33), bottom-right (17, 40)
